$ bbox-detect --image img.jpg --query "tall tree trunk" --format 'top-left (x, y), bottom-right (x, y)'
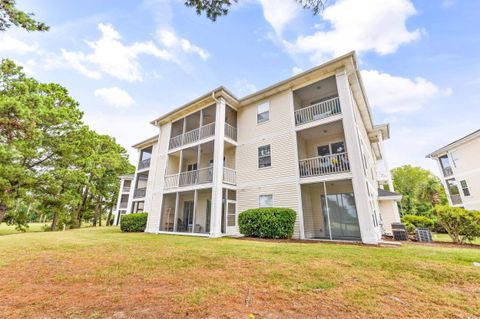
top-left (50, 210), bottom-right (58, 231)
top-left (106, 205), bottom-right (113, 226)
top-left (92, 196), bottom-right (100, 227)
top-left (0, 204), bottom-right (7, 224)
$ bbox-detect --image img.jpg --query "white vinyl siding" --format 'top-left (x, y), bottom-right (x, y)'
top-left (237, 91), bottom-right (301, 238)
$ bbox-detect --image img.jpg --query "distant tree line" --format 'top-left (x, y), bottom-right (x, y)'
top-left (0, 59), bottom-right (134, 231)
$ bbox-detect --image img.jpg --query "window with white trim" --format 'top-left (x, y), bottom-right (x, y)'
top-left (257, 102), bottom-right (270, 123)
top-left (316, 141), bottom-right (346, 157)
top-left (460, 180), bottom-right (470, 196)
top-left (259, 194), bottom-right (273, 207)
top-left (450, 151), bottom-right (460, 168)
top-left (258, 145), bottom-right (271, 168)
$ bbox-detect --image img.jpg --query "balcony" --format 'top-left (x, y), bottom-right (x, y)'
top-left (299, 152), bottom-right (350, 178)
top-left (138, 158), bottom-right (151, 170)
top-left (169, 122), bottom-right (216, 150)
top-left (133, 187), bottom-right (147, 198)
top-left (223, 167), bottom-right (236, 185)
top-left (442, 166), bottom-right (453, 177)
top-left (450, 194), bottom-right (462, 205)
top-left (225, 123), bottom-right (237, 141)
top-left (119, 202), bottom-right (128, 209)
top-left (295, 97), bottom-right (341, 126)
top-left (164, 167), bottom-right (237, 189)
top-left (122, 186), bottom-right (131, 193)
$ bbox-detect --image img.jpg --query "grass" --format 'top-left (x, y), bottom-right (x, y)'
top-left (0, 227), bottom-right (479, 318)
top-left (0, 222), bottom-right (48, 236)
top-left (433, 232), bottom-right (480, 245)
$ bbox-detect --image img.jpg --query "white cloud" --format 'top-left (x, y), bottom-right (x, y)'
top-left (361, 70), bottom-right (451, 114)
top-left (258, 0), bottom-right (301, 34)
top-left (157, 29), bottom-right (209, 60)
top-left (283, 0), bottom-right (422, 63)
top-left (292, 66), bottom-right (303, 75)
top-left (232, 79), bottom-right (257, 97)
top-left (62, 23), bottom-right (174, 82)
top-left (94, 87), bottom-right (135, 108)
top-left (0, 35), bottom-right (38, 54)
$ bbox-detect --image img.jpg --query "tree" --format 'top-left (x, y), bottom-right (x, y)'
top-left (0, 59), bottom-right (134, 230)
top-left (433, 205), bottom-right (480, 244)
top-left (0, 0), bottom-right (48, 31)
top-left (184, 0), bottom-right (326, 21)
top-left (392, 165), bottom-right (447, 216)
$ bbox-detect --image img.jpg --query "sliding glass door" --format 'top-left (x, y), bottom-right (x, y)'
top-left (321, 193), bottom-right (361, 240)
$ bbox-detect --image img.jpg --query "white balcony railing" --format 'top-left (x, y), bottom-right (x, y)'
top-left (164, 167), bottom-right (237, 189)
top-left (164, 167), bottom-right (213, 189)
top-left (223, 167), bottom-right (236, 185)
top-left (138, 158), bottom-right (151, 170)
top-left (133, 187), bottom-right (147, 198)
top-left (295, 97), bottom-right (341, 126)
top-left (168, 122), bottom-right (216, 150)
top-left (450, 194), bottom-right (462, 205)
top-left (299, 152), bottom-right (350, 178)
top-left (443, 167), bottom-right (453, 177)
top-left (225, 123), bottom-right (237, 141)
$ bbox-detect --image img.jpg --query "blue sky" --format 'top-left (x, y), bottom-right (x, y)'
top-left (1, 0), bottom-right (479, 174)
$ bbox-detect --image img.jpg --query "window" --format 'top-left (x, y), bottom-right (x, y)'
top-left (317, 141), bottom-right (346, 157)
top-left (257, 102), bottom-right (270, 123)
top-left (258, 145), bottom-right (271, 168)
top-left (450, 151), bottom-right (460, 168)
top-left (460, 180), bottom-right (470, 196)
top-left (317, 145), bottom-right (330, 156)
top-left (259, 194), bottom-right (273, 207)
top-left (187, 163), bottom-right (197, 171)
top-left (331, 141), bottom-right (345, 154)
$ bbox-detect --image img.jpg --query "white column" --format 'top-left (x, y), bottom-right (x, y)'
top-left (144, 123), bottom-right (171, 233)
top-left (113, 179), bottom-right (124, 225)
top-left (210, 98), bottom-right (226, 237)
top-left (336, 69), bottom-right (379, 244)
top-left (288, 90), bottom-right (306, 239)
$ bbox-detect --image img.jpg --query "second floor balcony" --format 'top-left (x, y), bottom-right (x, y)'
top-left (299, 152), bottom-right (350, 178)
top-left (133, 187), bottom-right (147, 199)
top-left (164, 167), bottom-right (236, 189)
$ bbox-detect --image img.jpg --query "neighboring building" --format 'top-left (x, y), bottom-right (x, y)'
top-left (112, 174), bottom-right (134, 225)
top-left (427, 129), bottom-right (480, 210)
top-left (117, 52), bottom-right (401, 244)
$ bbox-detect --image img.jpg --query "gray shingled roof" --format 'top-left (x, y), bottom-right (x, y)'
top-left (378, 188), bottom-right (402, 197)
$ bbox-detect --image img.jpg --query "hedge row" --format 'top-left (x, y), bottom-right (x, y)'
top-left (120, 213), bottom-right (148, 232)
top-left (238, 208), bottom-right (296, 239)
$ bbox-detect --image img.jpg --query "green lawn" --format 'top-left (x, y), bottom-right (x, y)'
top-left (0, 227), bottom-right (479, 318)
top-left (0, 222), bottom-right (48, 236)
top-left (432, 232), bottom-right (480, 245)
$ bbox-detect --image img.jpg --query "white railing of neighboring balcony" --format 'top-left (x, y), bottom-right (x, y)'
top-left (138, 158), bottom-right (151, 170)
top-left (294, 97), bottom-right (341, 126)
top-left (450, 194), bottom-right (462, 205)
top-left (225, 123), bottom-right (237, 141)
top-left (223, 167), bottom-right (236, 185)
top-left (133, 187), bottom-right (147, 198)
top-left (299, 152), bottom-right (350, 178)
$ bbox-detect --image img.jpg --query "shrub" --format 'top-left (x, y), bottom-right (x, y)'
top-left (433, 205), bottom-right (480, 244)
top-left (401, 214), bottom-right (435, 230)
top-left (120, 213), bottom-right (148, 232)
top-left (238, 208), bottom-right (296, 239)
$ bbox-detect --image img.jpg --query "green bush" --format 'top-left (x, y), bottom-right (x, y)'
top-left (120, 213), bottom-right (148, 232)
top-left (401, 214), bottom-right (435, 230)
top-left (238, 208), bottom-right (296, 239)
top-left (433, 205), bottom-right (480, 244)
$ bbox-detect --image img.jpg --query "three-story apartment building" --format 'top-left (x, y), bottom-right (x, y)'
top-left (427, 129), bottom-right (480, 210)
top-left (114, 52), bottom-right (401, 244)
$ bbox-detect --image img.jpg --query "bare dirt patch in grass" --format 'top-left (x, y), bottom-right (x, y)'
top-left (0, 228), bottom-right (479, 318)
